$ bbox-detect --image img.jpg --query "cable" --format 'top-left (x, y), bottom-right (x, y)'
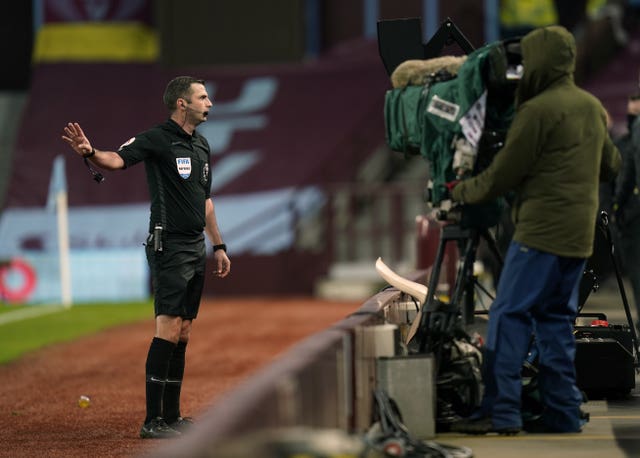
top-left (83, 157), bottom-right (104, 183)
top-left (367, 389), bottom-right (474, 458)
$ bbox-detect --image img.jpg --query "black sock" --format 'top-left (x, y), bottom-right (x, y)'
top-left (163, 340), bottom-right (187, 423)
top-left (144, 337), bottom-right (176, 424)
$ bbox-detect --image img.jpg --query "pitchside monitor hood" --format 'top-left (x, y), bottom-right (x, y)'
top-left (376, 17), bottom-right (475, 77)
top-left (377, 17), bottom-right (523, 80)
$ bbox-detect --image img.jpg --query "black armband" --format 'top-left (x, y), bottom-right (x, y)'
top-left (213, 243), bottom-right (227, 253)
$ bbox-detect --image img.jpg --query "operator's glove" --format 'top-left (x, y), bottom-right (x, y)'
top-left (444, 180), bottom-right (460, 200)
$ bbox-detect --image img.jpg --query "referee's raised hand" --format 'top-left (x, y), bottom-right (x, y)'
top-left (62, 122), bottom-right (92, 157)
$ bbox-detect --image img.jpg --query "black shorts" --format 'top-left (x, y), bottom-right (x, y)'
top-left (146, 235), bottom-right (206, 320)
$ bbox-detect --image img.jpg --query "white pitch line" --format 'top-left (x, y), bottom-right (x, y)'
top-left (0, 305), bottom-right (66, 326)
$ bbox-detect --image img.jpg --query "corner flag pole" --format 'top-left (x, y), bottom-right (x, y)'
top-left (49, 155), bottom-right (72, 308)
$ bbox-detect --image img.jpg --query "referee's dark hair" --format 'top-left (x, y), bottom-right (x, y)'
top-left (163, 76), bottom-right (205, 111)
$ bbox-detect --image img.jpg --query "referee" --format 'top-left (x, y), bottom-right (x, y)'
top-left (62, 76), bottom-right (231, 439)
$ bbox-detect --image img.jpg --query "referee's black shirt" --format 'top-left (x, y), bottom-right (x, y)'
top-left (117, 119), bottom-right (212, 238)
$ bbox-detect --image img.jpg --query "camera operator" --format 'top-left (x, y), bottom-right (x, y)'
top-left (449, 25), bottom-right (621, 434)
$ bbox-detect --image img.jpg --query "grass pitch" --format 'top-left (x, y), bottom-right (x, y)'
top-left (0, 301), bottom-right (152, 365)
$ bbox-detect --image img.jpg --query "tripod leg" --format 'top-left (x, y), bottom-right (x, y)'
top-left (451, 232), bottom-right (480, 325)
top-left (600, 211), bottom-right (640, 366)
top-left (417, 229), bottom-right (449, 353)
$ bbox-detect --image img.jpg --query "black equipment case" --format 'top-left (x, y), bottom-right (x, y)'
top-left (574, 313), bottom-right (636, 397)
top-left (574, 212), bottom-right (640, 398)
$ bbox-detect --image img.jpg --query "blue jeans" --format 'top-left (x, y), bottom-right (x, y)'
top-left (481, 241), bottom-right (585, 431)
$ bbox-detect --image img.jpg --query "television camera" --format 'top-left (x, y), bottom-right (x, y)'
top-left (380, 17), bottom-right (522, 227)
top-left (376, 17), bottom-right (527, 428)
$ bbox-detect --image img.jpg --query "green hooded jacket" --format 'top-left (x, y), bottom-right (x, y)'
top-left (452, 26), bottom-right (621, 258)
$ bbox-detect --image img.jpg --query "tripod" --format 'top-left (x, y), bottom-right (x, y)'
top-left (414, 222), bottom-right (504, 354)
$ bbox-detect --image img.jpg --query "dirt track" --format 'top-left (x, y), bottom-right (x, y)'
top-left (0, 297), bottom-right (361, 458)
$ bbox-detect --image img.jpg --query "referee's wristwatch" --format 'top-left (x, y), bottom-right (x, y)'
top-left (213, 244), bottom-right (227, 253)
top-left (82, 148), bottom-right (96, 158)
